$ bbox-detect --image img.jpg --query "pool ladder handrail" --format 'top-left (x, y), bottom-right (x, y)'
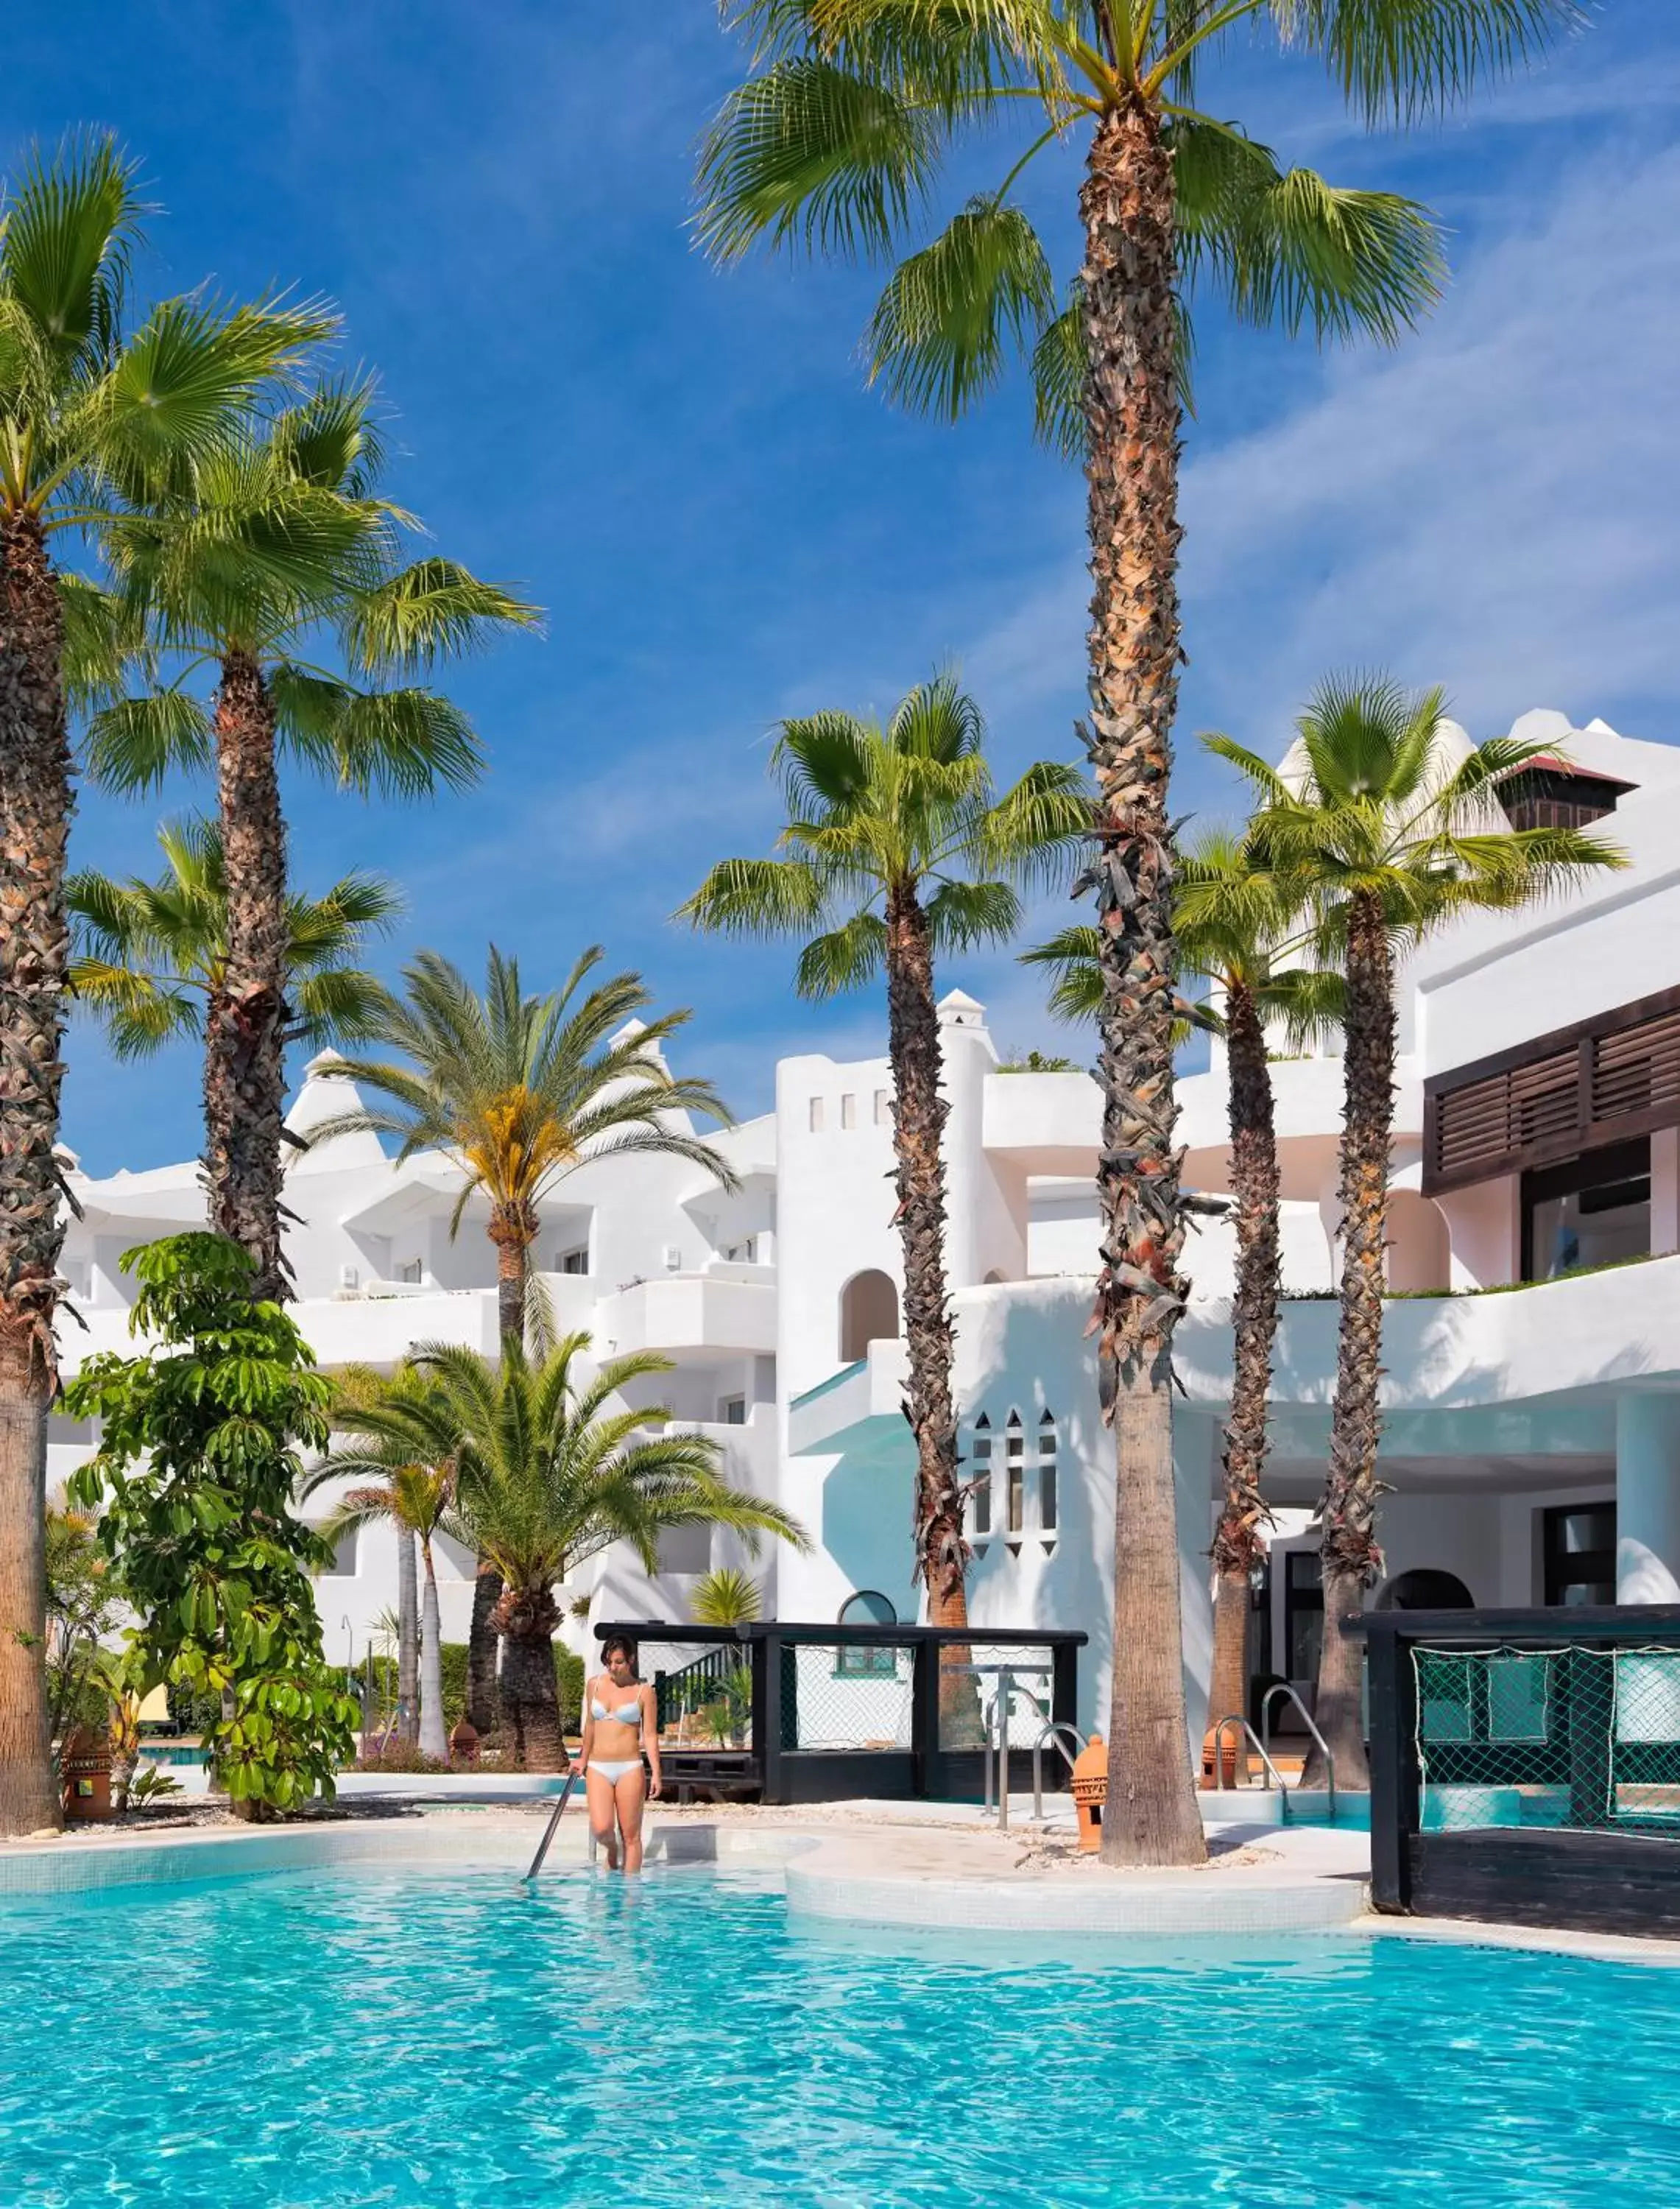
top-left (1208, 1691), bottom-right (1337, 1823)
top-left (1030, 1721), bottom-right (1085, 1823)
top-left (520, 1769), bottom-right (580, 1882)
top-left (1260, 1682), bottom-right (1336, 1822)
top-left (1210, 1716), bottom-right (1291, 1814)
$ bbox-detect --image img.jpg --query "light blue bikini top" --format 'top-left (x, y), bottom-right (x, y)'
top-left (590, 1688), bottom-right (643, 1730)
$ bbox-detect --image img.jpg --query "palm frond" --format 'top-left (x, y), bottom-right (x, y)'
top-left (866, 194), bottom-right (1054, 419)
top-left (696, 57), bottom-right (940, 264)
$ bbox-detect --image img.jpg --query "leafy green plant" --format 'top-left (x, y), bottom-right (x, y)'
top-left (689, 1567), bottom-right (762, 1627)
top-left (65, 1233), bottom-right (360, 1817)
top-left (127, 1766), bottom-right (185, 1808)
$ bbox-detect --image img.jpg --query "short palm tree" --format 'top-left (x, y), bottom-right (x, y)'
top-left (1213, 676), bottom-right (1626, 1783)
top-left (1026, 822), bottom-right (1344, 1755)
top-left (700, 0), bottom-right (1581, 1868)
top-left (0, 135), bottom-right (325, 1838)
top-left (690, 1566), bottom-right (763, 1627)
top-left (413, 1334), bottom-right (808, 1771)
top-left (316, 958), bottom-right (737, 1736)
top-left (300, 1366), bottom-right (462, 1763)
top-left (679, 675), bottom-right (1085, 1641)
top-left (86, 377), bottom-right (539, 1302)
top-left (68, 817), bottom-right (398, 1062)
top-left (316, 945), bottom-right (738, 1345)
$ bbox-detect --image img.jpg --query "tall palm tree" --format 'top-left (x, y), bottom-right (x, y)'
top-left (699, 0), bottom-right (1579, 1866)
top-left (679, 675), bottom-right (1084, 1644)
top-left (0, 136), bottom-right (325, 1836)
top-left (410, 1333), bottom-right (808, 1771)
top-left (300, 1365), bottom-right (460, 1764)
top-left (85, 378), bottom-right (539, 1302)
top-left (313, 944), bottom-right (740, 1730)
top-left (68, 816), bottom-right (398, 1062)
top-left (1026, 825), bottom-right (1344, 1754)
top-left (1211, 676), bottom-right (1625, 1784)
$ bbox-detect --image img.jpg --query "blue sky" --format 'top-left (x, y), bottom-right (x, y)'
top-left (9, 1), bottom-right (1679, 1172)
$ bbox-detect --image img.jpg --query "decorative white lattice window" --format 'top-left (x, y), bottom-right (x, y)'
top-left (1038, 1408), bottom-right (1059, 1552)
top-left (968, 1414), bottom-right (992, 1554)
top-left (1006, 1411), bottom-right (1025, 1547)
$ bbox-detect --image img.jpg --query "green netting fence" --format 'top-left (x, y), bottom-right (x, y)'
top-left (1414, 1643), bottom-right (1680, 1836)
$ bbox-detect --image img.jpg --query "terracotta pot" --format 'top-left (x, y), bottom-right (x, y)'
top-left (1199, 1725), bottom-right (1251, 1790)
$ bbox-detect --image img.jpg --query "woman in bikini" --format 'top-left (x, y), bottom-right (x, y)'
top-left (573, 1635), bottom-right (661, 1872)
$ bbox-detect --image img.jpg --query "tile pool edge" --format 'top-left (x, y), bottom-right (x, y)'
top-left (1355, 1910), bottom-right (1680, 1970)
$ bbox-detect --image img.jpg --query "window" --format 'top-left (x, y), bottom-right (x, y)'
top-left (1006, 1412), bottom-right (1024, 1537)
top-left (1038, 1410), bottom-right (1058, 1537)
top-left (1522, 1138), bottom-right (1651, 1282)
top-left (723, 1237), bottom-right (758, 1264)
top-left (397, 1259), bottom-right (423, 1286)
top-left (837, 1588), bottom-right (898, 1677)
top-left (809, 1096), bottom-right (825, 1133)
top-left (556, 1246), bottom-right (589, 1275)
top-left (1285, 1551), bottom-right (1323, 1683)
top-left (656, 1523), bottom-right (712, 1575)
top-left (841, 1093), bottom-right (857, 1130)
top-left (719, 1395), bottom-right (747, 1426)
top-left (970, 1416), bottom-right (992, 1547)
top-left (874, 1090), bottom-right (892, 1126)
top-left (320, 1526), bottom-right (359, 1577)
top-left (1542, 1504), bottom-right (1617, 1607)
top-left (839, 1269), bottom-right (899, 1362)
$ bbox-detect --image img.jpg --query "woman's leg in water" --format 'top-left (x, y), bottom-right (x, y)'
top-left (584, 1767), bottom-right (620, 1869)
top-left (613, 1766), bottom-right (648, 1872)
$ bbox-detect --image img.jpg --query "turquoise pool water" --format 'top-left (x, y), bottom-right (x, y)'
top-left (3, 1864), bottom-right (1678, 2206)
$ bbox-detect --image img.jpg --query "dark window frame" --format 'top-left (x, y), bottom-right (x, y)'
top-left (1519, 1135), bottom-right (1651, 1282)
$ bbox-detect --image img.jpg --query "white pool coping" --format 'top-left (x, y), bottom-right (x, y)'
top-left (4, 1808), bottom-right (1677, 1963)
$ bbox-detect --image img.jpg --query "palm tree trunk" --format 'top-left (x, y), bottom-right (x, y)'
top-left (1205, 982), bottom-right (1280, 1756)
top-left (417, 1540), bottom-right (448, 1764)
top-left (495, 1591), bottom-right (564, 1772)
top-left (1083, 101), bottom-right (1205, 1868)
top-left (467, 1557), bottom-right (502, 1734)
top-left (206, 647), bottom-right (290, 1303)
top-left (489, 1207), bottom-right (534, 1348)
top-left (1309, 890), bottom-right (1393, 1790)
top-left (0, 509), bottom-right (70, 1837)
top-left (882, 883), bottom-right (975, 1736)
top-left (396, 1526), bottom-right (419, 1745)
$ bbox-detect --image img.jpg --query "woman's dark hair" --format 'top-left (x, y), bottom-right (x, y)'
top-left (601, 1634), bottom-right (639, 1674)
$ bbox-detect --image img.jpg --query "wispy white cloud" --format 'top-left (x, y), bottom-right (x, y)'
top-left (1179, 138), bottom-right (1680, 746)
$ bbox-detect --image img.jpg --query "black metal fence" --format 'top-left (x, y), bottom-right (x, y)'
top-left (1357, 1605), bottom-right (1680, 1939)
top-left (595, 1621), bottom-right (1084, 1805)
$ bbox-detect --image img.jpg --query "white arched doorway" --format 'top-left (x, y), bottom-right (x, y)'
top-left (839, 1269), bottom-right (899, 1362)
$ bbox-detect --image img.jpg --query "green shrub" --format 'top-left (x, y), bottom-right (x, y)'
top-left (555, 1645), bottom-right (584, 1732)
top-left (440, 1642), bottom-right (469, 1731)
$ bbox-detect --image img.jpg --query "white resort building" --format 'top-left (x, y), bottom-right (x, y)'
top-left (49, 709), bottom-right (1680, 1740)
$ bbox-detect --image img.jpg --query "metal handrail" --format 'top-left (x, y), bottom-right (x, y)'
top-left (1261, 1682), bottom-right (1337, 1820)
top-left (520, 1769), bottom-right (579, 1882)
top-left (1210, 1714), bottom-right (1291, 1805)
top-left (1031, 1721), bottom-right (1084, 1822)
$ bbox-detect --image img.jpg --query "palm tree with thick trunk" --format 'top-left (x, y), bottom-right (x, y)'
top-left (313, 945), bottom-right (738, 1727)
top-left (411, 1334), bottom-right (808, 1771)
top-left (1026, 825), bottom-right (1344, 1755)
top-left (1212, 676), bottom-right (1625, 1785)
top-left (0, 136), bottom-right (325, 1835)
top-left (68, 817), bottom-right (398, 1063)
top-left (701, 0), bottom-right (1575, 1864)
top-left (680, 675), bottom-right (1084, 1646)
top-left (87, 381), bottom-right (537, 1302)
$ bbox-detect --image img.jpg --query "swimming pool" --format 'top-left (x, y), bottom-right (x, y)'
top-left (2, 1863), bottom-right (1676, 2207)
